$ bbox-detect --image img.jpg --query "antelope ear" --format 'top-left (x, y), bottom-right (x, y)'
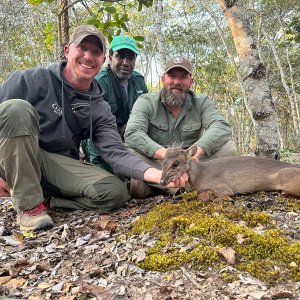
top-left (186, 145), bottom-right (198, 158)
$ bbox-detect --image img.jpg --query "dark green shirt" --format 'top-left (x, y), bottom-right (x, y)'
top-left (95, 66), bottom-right (148, 127)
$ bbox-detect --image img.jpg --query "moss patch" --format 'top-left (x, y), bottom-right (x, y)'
top-left (131, 192), bottom-right (300, 284)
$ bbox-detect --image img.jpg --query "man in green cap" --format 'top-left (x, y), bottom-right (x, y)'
top-left (84, 35), bottom-right (148, 168)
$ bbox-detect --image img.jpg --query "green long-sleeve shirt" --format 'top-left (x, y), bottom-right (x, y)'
top-left (124, 90), bottom-right (232, 157)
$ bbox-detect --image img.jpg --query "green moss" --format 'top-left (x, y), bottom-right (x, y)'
top-left (139, 250), bottom-right (190, 271)
top-left (243, 211), bottom-right (271, 227)
top-left (131, 192), bottom-right (300, 284)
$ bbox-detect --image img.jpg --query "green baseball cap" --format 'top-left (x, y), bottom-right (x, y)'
top-left (110, 35), bottom-right (139, 55)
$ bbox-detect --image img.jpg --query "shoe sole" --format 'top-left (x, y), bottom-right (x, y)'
top-left (19, 221), bottom-right (53, 232)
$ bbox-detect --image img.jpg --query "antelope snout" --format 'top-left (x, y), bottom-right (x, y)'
top-left (160, 179), bottom-right (168, 186)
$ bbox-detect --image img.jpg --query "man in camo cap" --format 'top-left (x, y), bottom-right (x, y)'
top-left (124, 55), bottom-right (237, 198)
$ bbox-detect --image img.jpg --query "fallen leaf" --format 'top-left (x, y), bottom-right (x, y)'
top-left (87, 215), bottom-right (119, 232)
top-left (132, 248), bottom-right (146, 263)
top-left (0, 276), bottom-right (11, 285)
top-left (236, 233), bottom-right (245, 244)
top-left (165, 273), bottom-right (174, 282)
top-left (52, 281), bottom-right (64, 292)
top-left (59, 296), bottom-right (76, 300)
top-left (38, 282), bottom-right (52, 289)
top-left (46, 242), bottom-right (57, 253)
top-left (74, 236), bottom-right (88, 248)
top-left (4, 277), bottom-right (27, 288)
top-left (22, 230), bottom-right (36, 239)
top-left (61, 224), bottom-right (69, 241)
top-left (88, 231), bottom-right (110, 244)
top-left (160, 285), bottom-right (172, 294)
top-left (0, 235), bottom-right (24, 247)
top-left (79, 283), bottom-right (107, 296)
top-left (219, 247), bottom-right (236, 264)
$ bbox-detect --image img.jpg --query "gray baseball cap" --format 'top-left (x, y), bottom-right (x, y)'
top-left (164, 56), bottom-right (193, 74)
top-left (69, 25), bottom-right (106, 52)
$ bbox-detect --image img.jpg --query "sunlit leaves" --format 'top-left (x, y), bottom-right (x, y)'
top-left (134, 35), bottom-right (144, 41)
top-left (43, 22), bottom-right (53, 51)
top-left (104, 6), bottom-right (117, 14)
top-left (28, 0), bottom-right (53, 4)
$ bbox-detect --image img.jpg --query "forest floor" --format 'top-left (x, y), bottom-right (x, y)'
top-left (0, 153), bottom-right (300, 300)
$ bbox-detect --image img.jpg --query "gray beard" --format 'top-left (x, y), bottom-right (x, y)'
top-left (162, 88), bottom-right (187, 107)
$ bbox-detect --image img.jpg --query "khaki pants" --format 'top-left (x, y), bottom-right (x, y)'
top-left (0, 99), bottom-right (128, 211)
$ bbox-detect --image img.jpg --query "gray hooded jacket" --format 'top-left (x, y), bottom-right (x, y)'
top-left (0, 61), bottom-right (149, 180)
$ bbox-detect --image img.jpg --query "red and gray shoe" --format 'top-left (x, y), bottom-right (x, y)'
top-left (17, 202), bottom-right (53, 231)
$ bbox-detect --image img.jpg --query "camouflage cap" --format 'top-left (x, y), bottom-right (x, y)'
top-left (164, 56), bottom-right (192, 74)
top-left (69, 25), bottom-right (106, 52)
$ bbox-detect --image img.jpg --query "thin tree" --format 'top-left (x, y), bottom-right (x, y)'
top-left (216, 0), bottom-right (280, 158)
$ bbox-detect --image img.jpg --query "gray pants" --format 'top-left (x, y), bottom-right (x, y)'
top-left (0, 99), bottom-right (128, 211)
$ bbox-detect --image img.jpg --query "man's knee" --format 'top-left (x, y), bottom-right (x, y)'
top-left (86, 176), bottom-right (128, 211)
top-left (0, 99), bottom-right (39, 137)
top-left (219, 140), bottom-right (237, 157)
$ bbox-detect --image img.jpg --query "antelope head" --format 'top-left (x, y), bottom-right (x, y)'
top-left (160, 145), bottom-right (197, 186)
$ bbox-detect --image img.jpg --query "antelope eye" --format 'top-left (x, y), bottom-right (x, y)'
top-left (173, 160), bottom-right (180, 168)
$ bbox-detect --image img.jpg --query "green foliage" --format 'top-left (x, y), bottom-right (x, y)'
top-left (131, 193), bottom-right (300, 283)
top-left (26, 0), bottom-right (152, 49)
top-left (43, 22), bottom-right (54, 51)
top-left (28, 0), bottom-right (53, 4)
top-left (85, 1), bottom-right (147, 46)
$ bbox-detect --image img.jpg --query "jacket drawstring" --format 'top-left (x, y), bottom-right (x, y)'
top-left (89, 96), bottom-right (93, 142)
top-left (61, 80), bottom-right (66, 140)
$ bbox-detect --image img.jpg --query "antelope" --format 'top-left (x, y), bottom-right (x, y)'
top-left (160, 145), bottom-right (300, 197)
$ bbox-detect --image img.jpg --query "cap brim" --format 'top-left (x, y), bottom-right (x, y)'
top-left (73, 34), bottom-right (105, 51)
top-left (164, 65), bottom-right (192, 74)
top-left (111, 45), bottom-right (139, 55)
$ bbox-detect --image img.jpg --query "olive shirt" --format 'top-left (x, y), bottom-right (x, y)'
top-left (124, 90), bottom-right (232, 158)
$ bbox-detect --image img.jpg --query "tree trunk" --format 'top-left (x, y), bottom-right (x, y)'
top-left (216, 0), bottom-right (280, 158)
top-left (154, 0), bottom-right (166, 75)
top-left (58, 0), bottom-right (69, 59)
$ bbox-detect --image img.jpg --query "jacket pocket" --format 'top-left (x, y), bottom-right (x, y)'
top-left (148, 120), bottom-right (168, 145)
top-left (181, 122), bottom-right (202, 142)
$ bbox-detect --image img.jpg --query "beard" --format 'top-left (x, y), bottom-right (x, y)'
top-left (161, 87), bottom-right (188, 107)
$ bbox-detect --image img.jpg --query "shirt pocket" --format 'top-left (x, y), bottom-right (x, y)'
top-left (149, 120), bottom-right (168, 145)
top-left (181, 122), bottom-right (202, 143)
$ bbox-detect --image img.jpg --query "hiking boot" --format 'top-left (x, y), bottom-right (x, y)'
top-left (130, 178), bottom-right (156, 199)
top-left (17, 202), bottom-right (53, 231)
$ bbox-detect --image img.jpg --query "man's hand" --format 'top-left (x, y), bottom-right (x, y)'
top-left (191, 145), bottom-right (206, 160)
top-left (165, 171), bottom-right (189, 188)
top-left (143, 167), bottom-right (189, 188)
top-left (153, 147), bottom-right (168, 160)
top-left (0, 177), bottom-right (10, 197)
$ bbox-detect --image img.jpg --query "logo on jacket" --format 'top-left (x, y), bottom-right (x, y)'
top-left (52, 102), bottom-right (62, 116)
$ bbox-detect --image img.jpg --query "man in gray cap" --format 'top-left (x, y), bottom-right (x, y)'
top-left (0, 27), bottom-right (187, 231)
top-left (125, 56), bottom-right (237, 198)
